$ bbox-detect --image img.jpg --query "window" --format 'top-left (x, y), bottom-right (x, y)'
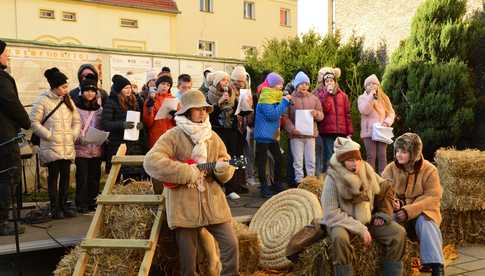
top-left (62, 11), bottom-right (76, 22)
top-left (39, 9), bottom-right (55, 19)
top-left (241, 46), bottom-right (257, 58)
top-left (200, 0), bottom-right (214, 12)
top-left (280, 8), bottom-right (291, 27)
top-left (198, 40), bottom-right (215, 57)
top-left (244, 2), bottom-right (255, 20)
top-left (120, 18), bottom-right (138, 28)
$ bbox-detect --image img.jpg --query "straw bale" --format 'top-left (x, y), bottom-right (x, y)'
top-left (435, 148), bottom-right (485, 211)
top-left (293, 235), bottom-right (420, 276)
top-left (297, 176), bottom-right (325, 199)
top-left (441, 209), bottom-right (485, 245)
top-left (233, 220), bottom-right (261, 274)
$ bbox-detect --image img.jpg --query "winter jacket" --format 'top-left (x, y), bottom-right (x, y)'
top-left (143, 127), bottom-right (235, 229)
top-left (69, 64), bottom-right (108, 107)
top-left (254, 87), bottom-right (290, 143)
top-left (101, 89), bottom-right (145, 160)
top-left (30, 90), bottom-right (81, 164)
top-left (321, 155), bottom-right (393, 235)
top-left (382, 158), bottom-right (442, 225)
top-left (0, 70), bottom-right (30, 155)
top-left (315, 87), bottom-right (353, 136)
top-left (357, 92), bottom-right (395, 138)
top-left (75, 107), bottom-right (103, 158)
top-left (283, 91), bottom-right (323, 138)
top-left (142, 92), bottom-right (177, 149)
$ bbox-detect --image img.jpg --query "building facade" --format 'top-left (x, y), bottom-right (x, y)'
top-left (327, 0), bottom-right (483, 53)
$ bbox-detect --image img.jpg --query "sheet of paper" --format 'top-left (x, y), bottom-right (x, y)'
top-left (85, 127), bottom-right (110, 145)
top-left (295, 110), bottom-right (314, 136)
top-left (235, 89), bottom-right (253, 115)
top-left (124, 111), bottom-right (140, 141)
top-left (155, 98), bottom-right (179, 120)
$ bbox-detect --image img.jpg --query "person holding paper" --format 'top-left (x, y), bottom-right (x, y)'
top-left (102, 75), bottom-right (144, 177)
top-left (74, 74), bottom-right (103, 213)
top-left (143, 75), bottom-right (178, 149)
top-left (254, 73), bottom-right (291, 198)
top-left (283, 71), bottom-right (323, 185)
top-left (358, 74), bottom-right (395, 173)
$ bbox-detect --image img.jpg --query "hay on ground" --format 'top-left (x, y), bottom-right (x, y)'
top-left (297, 176), bottom-right (325, 199)
top-left (441, 209), bottom-right (485, 245)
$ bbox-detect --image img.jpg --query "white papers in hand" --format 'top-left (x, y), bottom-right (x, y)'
top-left (155, 98), bottom-right (179, 120)
top-left (235, 89), bottom-right (253, 115)
top-left (124, 111), bottom-right (140, 141)
top-left (295, 110), bottom-right (314, 136)
top-left (85, 127), bottom-right (110, 145)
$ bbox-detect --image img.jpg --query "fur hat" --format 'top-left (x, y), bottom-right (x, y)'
top-left (318, 67), bottom-right (341, 83)
top-left (0, 40), bottom-right (6, 55)
top-left (44, 67), bottom-right (68, 89)
top-left (155, 75), bottom-right (173, 89)
top-left (208, 71), bottom-right (230, 87)
top-left (394, 132), bottom-right (423, 166)
top-left (266, 72), bottom-right (284, 87)
top-left (80, 73), bottom-right (98, 93)
top-left (111, 74), bottom-right (131, 93)
top-left (334, 137), bottom-right (362, 162)
top-left (230, 65), bottom-right (247, 81)
top-left (292, 71), bottom-right (310, 89)
top-left (175, 90), bottom-right (214, 115)
top-left (364, 74), bottom-right (380, 88)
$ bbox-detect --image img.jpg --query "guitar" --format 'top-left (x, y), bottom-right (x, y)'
top-left (163, 156), bottom-right (247, 189)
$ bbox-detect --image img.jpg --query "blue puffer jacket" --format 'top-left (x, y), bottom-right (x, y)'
top-left (254, 88), bottom-right (290, 143)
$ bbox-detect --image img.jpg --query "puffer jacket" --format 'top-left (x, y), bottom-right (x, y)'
top-left (75, 107), bottom-right (103, 158)
top-left (283, 90), bottom-right (323, 138)
top-left (30, 90), bottom-right (81, 164)
top-left (143, 127), bottom-right (235, 229)
top-left (357, 91), bottom-right (395, 138)
top-left (315, 87), bottom-right (353, 136)
top-left (142, 92), bottom-right (177, 149)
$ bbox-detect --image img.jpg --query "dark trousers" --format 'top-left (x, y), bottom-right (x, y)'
top-left (0, 146), bottom-right (21, 222)
top-left (47, 159), bottom-right (71, 211)
top-left (75, 157), bottom-right (102, 209)
top-left (215, 128), bottom-right (246, 194)
top-left (255, 142), bottom-right (282, 185)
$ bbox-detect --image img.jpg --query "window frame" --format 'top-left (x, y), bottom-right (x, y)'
top-left (198, 40), bottom-right (216, 57)
top-left (39, 9), bottom-right (55, 19)
top-left (280, 8), bottom-right (291, 27)
top-left (200, 0), bottom-right (214, 13)
top-left (243, 1), bottom-right (256, 20)
top-left (120, 18), bottom-right (139, 28)
top-left (62, 11), bottom-right (77, 22)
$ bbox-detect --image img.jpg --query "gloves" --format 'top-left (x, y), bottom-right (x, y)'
top-left (136, 122), bottom-right (143, 130)
top-left (123, 121), bottom-right (135, 129)
top-left (215, 161), bottom-right (230, 172)
top-left (146, 98), bottom-right (155, 108)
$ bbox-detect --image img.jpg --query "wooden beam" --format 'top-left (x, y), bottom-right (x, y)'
top-left (111, 155), bottom-right (145, 165)
top-left (97, 195), bottom-right (162, 205)
top-left (81, 239), bottom-right (152, 249)
top-left (138, 200), bottom-right (165, 276)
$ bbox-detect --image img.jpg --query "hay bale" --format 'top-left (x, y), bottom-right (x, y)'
top-left (233, 220), bottom-right (261, 274)
top-left (297, 176), bottom-right (325, 199)
top-left (441, 209), bottom-right (485, 245)
top-left (293, 235), bottom-right (420, 276)
top-left (249, 189), bottom-right (323, 270)
top-left (435, 148), bottom-right (485, 211)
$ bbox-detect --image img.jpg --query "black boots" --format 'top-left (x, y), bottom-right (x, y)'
top-left (430, 263), bottom-right (445, 276)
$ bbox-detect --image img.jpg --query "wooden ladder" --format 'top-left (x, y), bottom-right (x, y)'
top-left (73, 144), bottom-right (164, 276)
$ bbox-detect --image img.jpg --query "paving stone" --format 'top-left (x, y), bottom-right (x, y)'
top-left (446, 266), bottom-right (468, 275)
top-left (464, 268), bottom-right (485, 275)
top-left (450, 253), bottom-right (480, 266)
top-left (459, 246), bottom-right (485, 259)
top-left (455, 259), bottom-right (485, 272)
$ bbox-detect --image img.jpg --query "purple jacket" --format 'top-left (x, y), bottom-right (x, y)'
top-left (75, 107), bottom-right (103, 158)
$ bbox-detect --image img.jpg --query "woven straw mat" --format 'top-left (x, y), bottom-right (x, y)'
top-left (249, 188), bottom-right (323, 269)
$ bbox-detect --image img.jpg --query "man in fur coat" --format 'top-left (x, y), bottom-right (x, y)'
top-left (321, 137), bottom-right (405, 276)
top-left (144, 90), bottom-right (239, 276)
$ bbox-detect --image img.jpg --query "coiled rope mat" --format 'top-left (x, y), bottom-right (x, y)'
top-left (249, 188), bottom-right (323, 269)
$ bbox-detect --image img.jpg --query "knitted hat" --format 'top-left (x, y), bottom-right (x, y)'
top-left (111, 74), bottom-right (131, 93)
top-left (208, 71), bottom-right (230, 87)
top-left (318, 67), bottom-right (341, 83)
top-left (146, 69), bottom-right (158, 83)
top-left (155, 75), bottom-right (173, 89)
top-left (266, 72), bottom-right (284, 87)
top-left (230, 65), bottom-right (247, 81)
top-left (44, 67), bottom-right (68, 89)
top-left (334, 137), bottom-right (362, 162)
top-left (292, 71), bottom-right (310, 89)
top-left (394, 133), bottom-right (423, 165)
top-left (0, 40), bottom-right (6, 55)
top-left (364, 74), bottom-right (380, 88)
top-left (80, 74), bottom-right (98, 93)
top-left (175, 90), bottom-right (214, 115)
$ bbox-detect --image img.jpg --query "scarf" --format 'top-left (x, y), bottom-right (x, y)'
top-left (207, 85), bottom-right (236, 108)
top-left (175, 115), bottom-right (213, 164)
top-left (258, 87), bottom-right (283, 104)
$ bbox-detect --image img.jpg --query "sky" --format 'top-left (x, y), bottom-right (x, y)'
top-left (298, 0), bottom-right (329, 36)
